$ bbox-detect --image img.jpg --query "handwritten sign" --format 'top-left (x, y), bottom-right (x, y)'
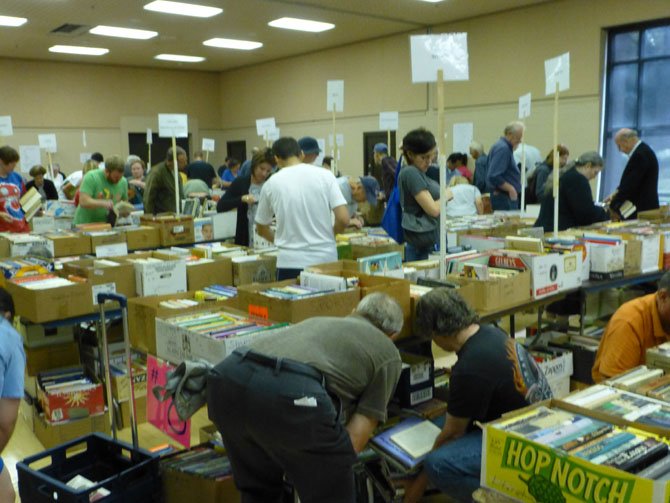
top-left (158, 114), bottom-right (188, 138)
top-left (0, 116), bottom-right (13, 136)
top-left (147, 128), bottom-right (153, 144)
top-left (256, 117), bottom-right (276, 137)
top-left (326, 80), bottom-right (344, 112)
top-left (379, 111), bottom-right (399, 131)
top-left (201, 138), bottom-right (215, 152)
top-left (545, 52), bottom-right (570, 95)
top-left (19, 145), bottom-right (41, 173)
top-left (38, 134), bottom-right (57, 153)
top-left (519, 93), bottom-right (532, 119)
top-left (410, 33), bottom-right (469, 83)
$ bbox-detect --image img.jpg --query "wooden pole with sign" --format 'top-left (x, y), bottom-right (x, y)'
top-left (437, 69), bottom-right (447, 280)
top-left (171, 136), bottom-right (180, 216)
top-left (205, 150), bottom-right (209, 163)
top-left (148, 145), bottom-right (152, 169)
top-left (552, 81), bottom-right (560, 236)
top-left (387, 130), bottom-right (391, 153)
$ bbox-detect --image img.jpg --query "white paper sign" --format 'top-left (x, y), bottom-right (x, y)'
top-left (410, 33), bottom-right (469, 83)
top-left (256, 117), bottom-right (276, 137)
top-left (31, 216), bottom-right (55, 234)
top-left (201, 138), bottom-right (215, 152)
top-left (19, 145), bottom-right (41, 173)
top-left (80, 152), bottom-right (92, 164)
top-left (38, 134), bottom-right (58, 153)
top-left (0, 116), bottom-right (13, 136)
top-left (326, 80), bottom-right (344, 112)
top-left (158, 114), bottom-right (188, 138)
top-left (328, 134), bottom-right (344, 147)
top-left (545, 52), bottom-right (570, 95)
top-left (452, 122), bottom-right (473, 154)
top-left (267, 128), bottom-right (280, 142)
top-left (95, 242), bottom-right (129, 258)
top-left (147, 128), bottom-right (153, 144)
top-left (92, 282), bottom-right (117, 305)
top-left (518, 93), bottom-right (532, 119)
top-left (379, 111), bottom-right (399, 131)
top-left (315, 139), bottom-right (326, 166)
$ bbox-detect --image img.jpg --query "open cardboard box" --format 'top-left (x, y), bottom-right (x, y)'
top-left (153, 251), bottom-right (233, 290)
top-left (6, 279), bottom-right (94, 323)
top-left (123, 226), bottom-right (162, 251)
top-left (61, 258), bottom-right (137, 299)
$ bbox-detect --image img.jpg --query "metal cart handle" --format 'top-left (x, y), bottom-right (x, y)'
top-left (97, 292), bottom-right (128, 308)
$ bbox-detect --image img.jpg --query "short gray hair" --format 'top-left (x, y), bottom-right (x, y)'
top-left (469, 141), bottom-right (484, 155)
top-left (415, 288), bottom-right (478, 338)
top-left (575, 151), bottom-right (603, 167)
top-left (504, 121), bottom-right (525, 137)
top-left (355, 293), bottom-right (403, 335)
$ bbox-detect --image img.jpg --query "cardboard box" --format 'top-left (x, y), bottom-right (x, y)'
top-left (496, 251), bottom-right (582, 299)
top-left (482, 400), bottom-right (660, 503)
top-left (537, 349), bottom-right (573, 399)
top-left (61, 258), bottom-right (137, 299)
top-left (25, 341), bottom-right (80, 376)
top-left (589, 243), bottom-right (625, 280)
top-left (194, 217), bottom-right (214, 243)
top-left (305, 260), bottom-right (359, 274)
top-left (118, 396), bottom-right (147, 428)
top-left (45, 232), bottom-right (92, 257)
top-left (84, 231), bottom-right (128, 257)
top-left (449, 269), bottom-right (532, 312)
top-left (128, 292), bottom-right (237, 354)
top-left (33, 409), bottom-right (110, 449)
top-left (623, 233), bottom-right (661, 275)
top-left (38, 367), bottom-right (105, 422)
top-left (350, 240), bottom-right (405, 260)
top-left (154, 252), bottom-right (233, 290)
top-left (140, 213), bottom-right (195, 246)
top-left (162, 447), bottom-right (240, 503)
top-left (0, 234), bottom-right (55, 259)
top-left (236, 279), bottom-right (360, 323)
top-left (393, 352), bottom-right (434, 408)
top-left (210, 211), bottom-right (238, 240)
top-left (111, 361), bottom-right (147, 402)
top-left (129, 254), bottom-right (188, 297)
top-left (18, 319), bottom-right (75, 348)
top-left (155, 310), bottom-right (286, 365)
top-left (6, 279), bottom-right (94, 323)
top-left (232, 255), bottom-right (276, 286)
top-left (124, 226), bottom-right (161, 251)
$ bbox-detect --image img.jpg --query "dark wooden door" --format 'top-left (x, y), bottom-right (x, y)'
top-left (363, 131), bottom-right (396, 182)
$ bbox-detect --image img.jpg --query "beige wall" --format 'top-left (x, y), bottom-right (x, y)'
top-left (1, 0), bottom-right (667, 177)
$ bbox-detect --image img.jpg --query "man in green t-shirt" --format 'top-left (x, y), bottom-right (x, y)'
top-left (73, 155), bottom-right (129, 225)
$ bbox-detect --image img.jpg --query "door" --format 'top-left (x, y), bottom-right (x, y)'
top-left (128, 133), bottom-right (190, 168)
top-left (363, 131), bottom-right (396, 183)
top-left (226, 141), bottom-right (247, 164)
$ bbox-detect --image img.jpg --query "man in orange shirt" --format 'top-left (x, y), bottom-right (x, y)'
top-left (592, 272), bottom-right (670, 382)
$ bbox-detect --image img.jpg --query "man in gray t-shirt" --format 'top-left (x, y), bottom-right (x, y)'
top-left (207, 293), bottom-right (403, 502)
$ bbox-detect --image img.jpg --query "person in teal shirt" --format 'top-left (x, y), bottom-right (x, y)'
top-left (73, 155), bottom-right (129, 225)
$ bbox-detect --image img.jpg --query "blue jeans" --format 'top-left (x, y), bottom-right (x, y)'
top-left (404, 243), bottom-right (434, 262)
top-left (490, 192), bottom-right (519, 211)
top-left (424, 430), bottom-right (482, 502)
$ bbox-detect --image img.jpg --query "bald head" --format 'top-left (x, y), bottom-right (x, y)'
top-left (615, 128), bottom-right (639, 155)
top-left (504, 121), bottom-right (525, 149)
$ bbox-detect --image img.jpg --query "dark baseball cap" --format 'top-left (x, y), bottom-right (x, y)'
top-left (298, 136), bottom-right (321, 155)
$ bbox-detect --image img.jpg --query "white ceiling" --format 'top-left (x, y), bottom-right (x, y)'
top-left (0, 0), bottom-right (554, 72)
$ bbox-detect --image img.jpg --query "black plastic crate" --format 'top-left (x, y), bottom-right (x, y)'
top-left (17, 433), bottom-right (161, 503)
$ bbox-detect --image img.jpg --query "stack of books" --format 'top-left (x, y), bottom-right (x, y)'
top-left (161, 445), bottom-right (233, 479)
top-left (159, 298), bottom-right (200, 309)
top-left (162, 310), bottom-right (286, 341)
top-left (194, 285), bottom-right (238, 301)
top-left (10, 273), bottom-right (74, 290)
top-left (0, 257), bottom-right (52, 279)
top-left (260, 284), bottom-right (333, 300)
top-left (371, 416), bottom-right (442, 472)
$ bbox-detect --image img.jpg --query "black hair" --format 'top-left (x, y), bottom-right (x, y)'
top-left (0, 146), bottom-right (19, 164)
top-left (0, 288), bottom-right (15, 320)
top-left (91, 152), bottom-right (104, 163)
top-left (401, 128), bottom-right (436, 156)
top-left (272, 137), bottom-right (301, 160)
top-left (414, 288), bottom-right (478, 338)
top-left (322, 156), bottom-right (334, 166)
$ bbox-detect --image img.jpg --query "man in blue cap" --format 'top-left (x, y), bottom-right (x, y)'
top-left (298, 136), bottom-right (321, 165)
top-left (372, 143), bottom-right (398, 200)
top-left (337, 175), bottom-right (380, 228)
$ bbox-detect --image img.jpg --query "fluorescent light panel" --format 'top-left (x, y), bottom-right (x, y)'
top-left (49, 45), bottom-right (109, 56)
top-left (0, 15), bottom-right (27, 27)
top-left (203, 38), bottom-right (262, 50)
top-left (144, 1), bottom-right (222, 18)
top-left (155, 53), bottom-right (205, 62)
top-left (90, 25), bottom-right (157, 40)
top-left (268, 17), bottom-right (334, 33)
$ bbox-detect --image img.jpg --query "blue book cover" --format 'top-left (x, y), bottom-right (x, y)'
top-left (370, 416), bottom-right (438, 471)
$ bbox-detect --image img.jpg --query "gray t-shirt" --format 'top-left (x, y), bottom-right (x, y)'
top-left (337, 176), bottom-right (357, 217)
top-left (251, 315), bottom-right (401, 422)
top-left (398, 165), bottom-right (440, 232)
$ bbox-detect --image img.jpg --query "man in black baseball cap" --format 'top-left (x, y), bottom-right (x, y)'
top-left (298, 136), bottom-right (321, 165)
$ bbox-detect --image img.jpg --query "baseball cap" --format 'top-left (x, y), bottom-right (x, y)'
top-left (298, 136), bottom-right (321, 155)
top-left (373, 143), bottom-right (388, 154)
top-left (359, 176), bottom-right (380, 206)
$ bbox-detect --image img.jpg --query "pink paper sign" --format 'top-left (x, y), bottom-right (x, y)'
top-left (146, 355), bottom-right (191, 448)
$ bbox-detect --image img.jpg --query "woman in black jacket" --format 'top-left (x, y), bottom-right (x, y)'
top-left (216, 148), bottom-right (274, 246)
top-left (26, 165), bottom-right (58, 201)
top-left (534, 151), bottom-right (608, 232)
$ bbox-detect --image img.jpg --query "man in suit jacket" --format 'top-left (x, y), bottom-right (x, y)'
top-left (609, 128), bottom-right (659, 219)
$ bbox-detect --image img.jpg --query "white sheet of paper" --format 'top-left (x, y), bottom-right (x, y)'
top-left (158, 114), bottom-right (188, 138)
top-left (410, 33), bottom-right (469, 83)
top-left (147, 128), bottom-right (153, 144)
top-left (452, 122), bottom-right (473, 153)
top-left (267, 127), bottom-right (280, 142)
top-left (545, 52), bottom-right (570, 95)
top-left (19, 145), bottom-right (41, 173)
top-left (518, 93), bottom-right (532, 119)
top-left (326, 80), bottom-right (344, 112)
top-left (315, 139), bottom-right (326, 166)
top-left (202, 138), bottom-right (215, 152)
top-left (0, 116), bottom-right (13, 136)
top-left (96, 242), bottom-right (128, 258)
top-left (80, 152), bottom-right (92, 164)
top-left (38, 133), bottom-right (58, 153)
top-left (379, 111), bottom-right (399, 131)
top-left (328, 134), bottom-right (344, 147)
top-left (256, 117), bottom-right (276, 137)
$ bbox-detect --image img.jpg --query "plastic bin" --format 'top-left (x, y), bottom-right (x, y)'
top-left (17, 433), bottom-right (160, 503)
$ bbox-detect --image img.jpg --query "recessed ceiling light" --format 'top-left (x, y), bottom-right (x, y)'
top-left (90, 25), bottom-right (158, 40)
top-left (0, 15), bottom-right (27, 27)
top-left (49, 45), bottom-right (109, 56)
top-left (155, 53), bottom-right (205, 62)
top-left (203, 38), bottom-right (262, 50)
top-left (144, 1), bottom-right (222, 18)
top-left (268, 17), bottom-right (334, 33)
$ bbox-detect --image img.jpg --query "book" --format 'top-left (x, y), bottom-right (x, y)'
top-left (370, 416), bottom-right (439, 471)
top-left (389, 420), bottom-right (441, 458)
top-left (604, 438), bottom-right (668, 473)
top-left (636, 453), bottom-right (670, 479)
top-left (20, 187), bottom-right (43, 222)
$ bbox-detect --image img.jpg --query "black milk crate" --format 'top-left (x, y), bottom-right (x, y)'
top-left (17, 433), bottom-right (160, 503)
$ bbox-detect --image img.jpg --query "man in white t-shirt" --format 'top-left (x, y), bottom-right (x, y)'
top-left (256, 137), bottom-right (349, 280)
